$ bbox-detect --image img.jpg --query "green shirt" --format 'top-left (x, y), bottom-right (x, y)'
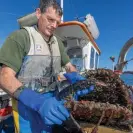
top-left (0, 28), bottom-right (70, 73)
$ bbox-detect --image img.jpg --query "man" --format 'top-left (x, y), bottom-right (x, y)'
top-left (0, 0), bottom-right (87, 133)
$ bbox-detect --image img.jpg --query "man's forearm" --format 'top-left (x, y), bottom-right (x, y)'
top-left (0, 65), bottom-right (22, 96)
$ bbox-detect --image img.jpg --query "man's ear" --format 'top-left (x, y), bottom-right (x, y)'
top-left (36, 8), bottom-right (41, 19)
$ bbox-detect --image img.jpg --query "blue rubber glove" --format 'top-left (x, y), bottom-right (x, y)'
top-left (18, 88), bottom-right (69, 125)
top-left (64, 72), bottom-right (94, 100)
top-left (64, 72), bottom-right (85, 84)
top-left (74, 85), bottom-right (94, 100)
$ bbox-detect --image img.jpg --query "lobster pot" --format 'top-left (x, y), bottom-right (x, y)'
top-left (57, 68), bottom-right (133, 133)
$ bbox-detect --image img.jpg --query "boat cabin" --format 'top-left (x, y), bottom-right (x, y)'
top-left (55, 21), bottom-right (101, 72)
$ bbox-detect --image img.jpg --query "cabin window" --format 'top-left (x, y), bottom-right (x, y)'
top-left (67, 47), bottom-right (83, 71)
top-left (95, 52), bottom-right (99, 68)
top-left (63, 40), bottom-right (67, 48)
top-left (90, 46), bottom-right (95, 68)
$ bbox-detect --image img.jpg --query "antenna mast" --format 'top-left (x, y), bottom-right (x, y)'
top-left (60, 0), bottom-right (63, 22)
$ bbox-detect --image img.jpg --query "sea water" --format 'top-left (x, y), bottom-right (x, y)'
top-left (120, 73), bottom-right (133, 86)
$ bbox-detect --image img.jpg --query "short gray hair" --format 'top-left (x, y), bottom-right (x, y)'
top-left (39, 0), bottom-right (63, 16)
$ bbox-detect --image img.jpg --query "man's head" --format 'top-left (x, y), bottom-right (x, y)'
top-left (36, 0), bottom-right (63, 38)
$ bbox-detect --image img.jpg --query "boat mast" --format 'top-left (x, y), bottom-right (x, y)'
top-left (60, 0), bottom-right (63, 22)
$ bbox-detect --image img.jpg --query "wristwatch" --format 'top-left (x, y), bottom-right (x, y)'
top-left (13, 86), bottom-right (25, 99)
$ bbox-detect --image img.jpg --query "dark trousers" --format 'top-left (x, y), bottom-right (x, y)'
top-left (0, 116), bottom-right (15, 133)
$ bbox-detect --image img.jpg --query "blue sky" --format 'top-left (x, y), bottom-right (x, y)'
top-left (0, 0), bottom-right (133, 70)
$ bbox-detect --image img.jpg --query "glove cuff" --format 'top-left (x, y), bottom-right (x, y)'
top-left (17, 87), bottom-right (44, 111)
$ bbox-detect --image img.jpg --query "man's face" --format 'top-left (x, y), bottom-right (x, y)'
top-left (36, 6), bottom-right (62, 38)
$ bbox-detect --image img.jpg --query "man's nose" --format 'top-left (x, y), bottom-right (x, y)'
top-left (51, 21), bottom-right (58, 28)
